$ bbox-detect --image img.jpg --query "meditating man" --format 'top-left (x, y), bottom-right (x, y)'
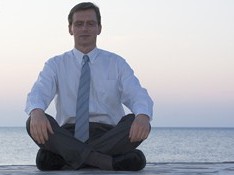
top-left (25, 2), bottom-right (153, 171)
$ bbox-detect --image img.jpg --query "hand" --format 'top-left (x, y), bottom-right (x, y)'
top-left (30, 109), bottom-right (54, 144)
top-left (129, 114), bottom-right (150, 143)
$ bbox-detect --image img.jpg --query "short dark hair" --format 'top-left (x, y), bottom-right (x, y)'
top-left (68, 2), bottom-right (101, 26)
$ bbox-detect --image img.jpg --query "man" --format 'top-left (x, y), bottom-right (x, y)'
top-left (25, 2), bottom-right (153, 171)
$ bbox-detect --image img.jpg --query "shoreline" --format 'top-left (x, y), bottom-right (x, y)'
top-left (0, 162), bottom-right (234, 175)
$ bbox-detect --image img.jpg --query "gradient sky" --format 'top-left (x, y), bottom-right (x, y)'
top-left (0, 0), bottom-right (233, 127)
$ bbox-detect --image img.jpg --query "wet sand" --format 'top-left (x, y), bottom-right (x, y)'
top-left (0, 163), bottom-right (234, 175)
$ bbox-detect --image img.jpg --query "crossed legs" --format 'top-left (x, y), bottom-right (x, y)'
top-left (26, 114), bottom-right (147, 170)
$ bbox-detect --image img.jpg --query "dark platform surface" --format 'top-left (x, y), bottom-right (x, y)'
top-left (0, 163), bottom-right (234, 175)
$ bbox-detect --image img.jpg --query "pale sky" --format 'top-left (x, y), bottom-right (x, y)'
top-left (0, 0), bottom-right (233, 127)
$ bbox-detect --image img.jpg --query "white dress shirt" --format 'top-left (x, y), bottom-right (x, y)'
top-left (25, 48), bottom-right (153, 126)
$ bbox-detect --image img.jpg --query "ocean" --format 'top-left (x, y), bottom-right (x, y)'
top-left (0, 127), bottom-right (234, 165)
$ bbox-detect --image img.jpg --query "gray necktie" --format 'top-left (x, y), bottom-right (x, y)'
top-left (74, 55), bottom-right (90, 142)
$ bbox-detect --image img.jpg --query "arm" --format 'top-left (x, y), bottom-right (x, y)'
top-left (26, 59), bottom-right (57, 144)
top-left (118, 59), bottom-right (153, 142)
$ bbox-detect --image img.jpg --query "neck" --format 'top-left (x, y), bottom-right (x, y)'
top-left (75, 44), bottom-right (96, 54)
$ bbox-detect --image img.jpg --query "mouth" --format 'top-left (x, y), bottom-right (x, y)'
top-left (80, 35), bottom-right (91, 38)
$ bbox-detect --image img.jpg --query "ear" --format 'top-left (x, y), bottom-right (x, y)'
top-left (68, 25), bottom-right (73, 35)
top-left (97, 24), bottom-right (102, 35)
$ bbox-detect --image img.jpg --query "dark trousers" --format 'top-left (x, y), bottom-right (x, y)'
top-left (26, 114), bottom-right (143, 169)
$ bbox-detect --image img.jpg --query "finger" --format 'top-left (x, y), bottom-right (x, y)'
top-left (31, 122), bottom-right (41, 144)
top-left (141, 126), bottom-right (150, 140)
top-left (134, 125), bottom-right (148, 142)
top-left (136, 127), bottom-right (144, 141)
top-left (140, 130), bottom-right (147, 140)
top-left (132, 124), bottom-right (141, 142)
top-left (35, 128), bottom-right (42, 144)
top-left (131, 125), bottom-right (140, 142)
top-left (35, 121), bottom-right (47, 144)
top-left (30, 123), bottom-right (35, 140)
top-left (39, 119), bottom-right (54, 143)
top-left (37, 126), bottom-right (45, 144)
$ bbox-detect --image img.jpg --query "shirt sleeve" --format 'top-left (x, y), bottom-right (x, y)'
top-left (118, 59), bottom-right (154, 120)
top-left (25, 59), bottom-right (57, 115)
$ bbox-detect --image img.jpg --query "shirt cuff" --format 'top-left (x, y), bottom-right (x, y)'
top-left (25, 105), bottom-right (46, 116)
top-left (133, 107), bottom-right (153, 121)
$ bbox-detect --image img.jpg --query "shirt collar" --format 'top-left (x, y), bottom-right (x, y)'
top-left (72, 47), bottom-right (99, 65)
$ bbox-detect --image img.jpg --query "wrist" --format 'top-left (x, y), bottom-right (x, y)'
top-left (30, 108), bottom-right (44, 116)
top-left (136, 114), bottom-right (150, 121)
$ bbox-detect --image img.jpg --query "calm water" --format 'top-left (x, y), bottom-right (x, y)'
top-left (0, 127), bottom-right (234, 165)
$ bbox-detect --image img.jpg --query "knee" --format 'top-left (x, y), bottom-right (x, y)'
top-left (45, 114), bottom-right (60, 129)
top-left (119, 114), bottom-right (135, 124)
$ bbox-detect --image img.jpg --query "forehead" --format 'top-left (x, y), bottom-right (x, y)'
top-left (72, 9), bottom-right (97, 22)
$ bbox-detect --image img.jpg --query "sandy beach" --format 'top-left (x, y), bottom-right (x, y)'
top-left (0, 162), bottom-right (234, 175)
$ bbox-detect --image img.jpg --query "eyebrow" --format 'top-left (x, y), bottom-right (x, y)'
top-left (73, 20), bottom-right (97, 23)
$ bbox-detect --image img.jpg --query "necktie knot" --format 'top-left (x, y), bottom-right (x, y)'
top-left (83, 55), bottom-right (89, 63)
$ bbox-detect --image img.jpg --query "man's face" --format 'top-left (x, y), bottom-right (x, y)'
top-left (69, 9), bottom-right (102, 50)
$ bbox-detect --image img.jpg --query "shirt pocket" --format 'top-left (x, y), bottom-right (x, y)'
top-left (96, 80), bottom-right (120, 104)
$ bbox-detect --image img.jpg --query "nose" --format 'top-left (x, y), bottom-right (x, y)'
top-left (80, 22), bottom-right (91, 31)
top-left (81, 24), bottom-right (88, 30)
